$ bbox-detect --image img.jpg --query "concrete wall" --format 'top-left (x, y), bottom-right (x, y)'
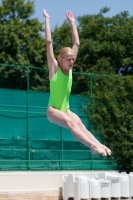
top-left (0, 170), bottom-right (117, 200)
top-left (0, 171), bottom-right (97, 192)
top-left (0, 191), bottom-right (62, 200)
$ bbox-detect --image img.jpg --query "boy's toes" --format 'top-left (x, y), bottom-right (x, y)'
top-left (102, 145), bottom-right (112, 155)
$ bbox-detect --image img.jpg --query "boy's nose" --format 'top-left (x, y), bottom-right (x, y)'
top-left (70, 59), bottom-right (74, 63)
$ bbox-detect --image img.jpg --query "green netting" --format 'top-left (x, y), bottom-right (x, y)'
top-left (0, 87), bottom-right (117, 170)
top-left (0, 160), bottom-right (117, 171)
top-left (0, 89), bottom-right (117, 170)
top-left (0, 88), bottom-right (89, 141)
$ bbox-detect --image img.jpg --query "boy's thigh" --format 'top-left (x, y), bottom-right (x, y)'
top-left (47, 106), bottom-right (71, 128)
top-left (66, 109), bottom-right (82, 123)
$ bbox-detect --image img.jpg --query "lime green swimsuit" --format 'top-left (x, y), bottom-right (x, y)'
top-left (48, 67), bottom-right (72, 112)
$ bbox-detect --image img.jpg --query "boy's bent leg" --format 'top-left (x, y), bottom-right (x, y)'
top-left (66, 109), bottom-right (111, 155)
top-left (47, 106), bottom-right (107, 156)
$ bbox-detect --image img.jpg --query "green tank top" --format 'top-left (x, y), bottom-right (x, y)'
top-left (48, 67), bottom-right (72, 112)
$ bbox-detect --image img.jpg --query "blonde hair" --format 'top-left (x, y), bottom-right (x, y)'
top-left (58, 47), bottom-right (74, 66)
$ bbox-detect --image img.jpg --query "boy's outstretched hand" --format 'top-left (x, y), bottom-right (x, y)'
top-left (43, 9), bottom-right (50, 19)
top-left (66, 10), bottom-right (75, 23)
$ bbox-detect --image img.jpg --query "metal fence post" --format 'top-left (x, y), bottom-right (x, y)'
top-left (27, 67), bottom-right (30, 170)
top-left (90, 74), bottom-right (93, 99)
top-left (60, 127), bottom-right (63, 170)
top-left (89, 74), bottom-right (94, 168)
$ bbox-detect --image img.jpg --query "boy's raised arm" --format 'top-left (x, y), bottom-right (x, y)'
top-left (66, 11), bottom-right (80, 59)
top-left (43, 9), bottom-right (57, 77)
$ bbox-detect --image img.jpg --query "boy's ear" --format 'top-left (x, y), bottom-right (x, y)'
top-left (60, 57), bottom-right (63, 63)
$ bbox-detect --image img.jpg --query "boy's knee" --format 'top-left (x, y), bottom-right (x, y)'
top-left (67, 120), bottom-right (83, 131)
top-left (67, 121), bottom-right (77, 130)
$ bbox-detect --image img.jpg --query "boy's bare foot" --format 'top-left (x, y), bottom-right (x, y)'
top-left (90, 143), bottom-right (107, 156)
top-left (101, 144), bottom-right (112, 155)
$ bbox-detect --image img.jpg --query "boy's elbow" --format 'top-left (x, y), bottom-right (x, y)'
top-left (46, 39), bottom-right (52, 44)
top-left (76, 41), bottom-right (80, 47)
top-left (77, 41), bottom-right (80, 46)
top-left (75, 38), bottom-right (80, 46)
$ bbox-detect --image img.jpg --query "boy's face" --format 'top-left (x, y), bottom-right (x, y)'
top-left (61, 54), bottom-right (75, 70)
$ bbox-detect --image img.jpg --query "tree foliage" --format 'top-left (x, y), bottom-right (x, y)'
top-left (83, 75), bottom-right (133, 171)
top-left (0, 0), bottom-right (48, 90)
top-left (1, 4), bottom-right (133, 91)
top-left (77, 8), bottom-right (133, 74)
